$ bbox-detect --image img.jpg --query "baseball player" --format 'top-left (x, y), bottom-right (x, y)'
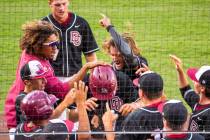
top-left (161, 100), bottom-right (204, 140)
top-left (102, 100), bottom-right (204, 140)
top-left (5, 20), bottom-right (104, 132)
top-left (116, 72), bottom-right (165, 140)
top-left (86, 65), bottom-right (138, 139)
top-left (15, 81), bottom-right (90, 140)
top-left (15, 60), bottom-right (48, 126)
top-left (43, 0), bottom-right (99, 81)
top-left (170, 55), bottom-right (210, 140)
top-left (15, 90), bottom-right (70, 140)
top-left (15, 60), bottom-right (82, 126)
top-left (99, 14), bottom-right (148, 81)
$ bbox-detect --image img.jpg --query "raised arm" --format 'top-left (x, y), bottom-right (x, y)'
top-left (169, 54), bottom-right (189, 88)
top-left (50, 89), bottom-right (75, 119)
top-left (68, 61), bottom-right (106, 88)
top-left (169, 54), bottom-right (200, 108)
top-left (99, 14), bottom-right (140, 68)
top-left (74, 81), bottom-right (91, 140)
top-left (102, 102), bottom-right (118, 140)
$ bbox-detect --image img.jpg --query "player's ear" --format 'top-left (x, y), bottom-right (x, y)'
top-left (163, 118), bottom-right (167, 127)
top-left (24, 80), bottom-right (32, 86)
top-left (200, 85), bottom-right (206, 94)
top-left (138, 89), bottom-right (143, 98)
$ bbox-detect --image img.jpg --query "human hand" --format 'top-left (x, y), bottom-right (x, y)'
top-left (85, 60), bottom-right (108, 69)
top-left (169, 54), bottom-right (183, 72)
top-left (63, 88), bottom-right (77, 107)
top-left (85, 97), bottom-right (98, 111)
top-left (102, 102), bottom-right (118, 131)
top-left (135, 63), bottom-right (150, 75)
top-left (99, 13), bottom-right (111, 28)
top-left (91, 114), bottom-right (99, 128)
top-left (119, 103), bottom-right (134, 116)
top-left (74, 81), bottom-right (88, 104)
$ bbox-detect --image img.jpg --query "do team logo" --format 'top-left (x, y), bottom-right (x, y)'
top-left (109, 96), bottom-right (123, 111)
top-left (70, 31), bottom-right (81, 46)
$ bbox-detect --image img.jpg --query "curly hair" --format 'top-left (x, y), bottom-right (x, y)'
top-left (48, 0), bottom-right (69, 4)
top-left (20, 20), bottom-right (58, 55)
top-left (102, 32), bottom-right (141, 56)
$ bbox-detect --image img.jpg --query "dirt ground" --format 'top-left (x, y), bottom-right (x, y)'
top-left (0, 113), bottom-right (9, 140)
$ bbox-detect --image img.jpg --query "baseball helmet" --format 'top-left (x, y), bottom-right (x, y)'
top-left (89, 65), bottom-right (117, 100)
top-left (20, 90), bottom-right (55, 121)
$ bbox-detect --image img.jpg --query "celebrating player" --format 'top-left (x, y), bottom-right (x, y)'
top-left (161, 100), bottom-right (204, 140)
top-left (99, 14), bottom-right (148, 81)
top-left (15, 81), bottom-right (90, 140)
top-left (15, 60), bottom-right (48, 126)
top-left (92, 70), bottom-right (165, 140)
top-left (15, 90), bottom-right (69, 140)
top-left (43, 0), bottom-right (99, 82)
top-left (5, 20), bottom-right (104, 131)
top-left (170, 54), bottom-right (210, 140)
top-left (15, 60), bottom-right (81, 125)
top-left (86, 65), bottom-right (137, 138)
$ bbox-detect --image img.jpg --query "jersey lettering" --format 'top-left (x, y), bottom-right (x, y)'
top-left (109, 96), bottom-right (123, 111)
top-left (190, 120), bottom-right (199, 131)
top-left (70, 31), bottom-right (81, 46)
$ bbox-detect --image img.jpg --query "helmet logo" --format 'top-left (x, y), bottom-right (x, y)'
top-left (100, 88), bottom-right (108, 94)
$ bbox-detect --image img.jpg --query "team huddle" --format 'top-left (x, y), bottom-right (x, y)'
top-left (4, 0), bottom-right (210, 140)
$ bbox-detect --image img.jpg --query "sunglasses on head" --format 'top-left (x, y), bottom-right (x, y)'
top-left (43, 40), bottom-right (59, 48)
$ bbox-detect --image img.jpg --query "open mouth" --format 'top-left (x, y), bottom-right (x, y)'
top-left (114, 60), bottom-right (121, 66)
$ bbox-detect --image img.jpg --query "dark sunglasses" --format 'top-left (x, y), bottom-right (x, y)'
top-left (43, 40), bottom-right (59, 48)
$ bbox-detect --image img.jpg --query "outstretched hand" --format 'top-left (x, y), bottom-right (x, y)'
top-left (85, 60), bottom-right (109, 69)
top-left (85, 97), bottom-right (98, 111)
top-left (99, 13), bottom-right (111, 28)
top-left (119, 103), bottom-right (134, 116)
top-left (169, 54), bottom-right (183, 72)
top-left (62, 88), bottom-right (77, 107)
top-left (74, 81), bottom-right (88, 104)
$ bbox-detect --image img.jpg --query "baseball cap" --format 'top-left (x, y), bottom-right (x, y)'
top-left (163, 100), bottom-right (187, 126)
top-left (20, 60), bottom-right (47, 80)
top-left (42, 120), bottom-right (69, 140)
top-left (187, 65), bottom-right (210, 87)
top-left (138, 71), bottom-right (163, 93)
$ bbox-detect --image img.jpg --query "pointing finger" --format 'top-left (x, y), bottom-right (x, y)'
top-left (100, 13), bottom-right (106, 18)
top-left (106, 102), bottom-right (111, 111)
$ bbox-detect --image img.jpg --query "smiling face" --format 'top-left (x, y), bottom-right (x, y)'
top-left (49, 0), bottom-right (69, 23)
top-left (110, 46), bottom-right (125, 70)
top-left (39, 34), bottom-right (58, 60)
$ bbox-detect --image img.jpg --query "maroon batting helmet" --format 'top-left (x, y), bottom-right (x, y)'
top-left (20, 90), bottom-right (55, 121)
top-left (89, 65), bottom-right (117, 100)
